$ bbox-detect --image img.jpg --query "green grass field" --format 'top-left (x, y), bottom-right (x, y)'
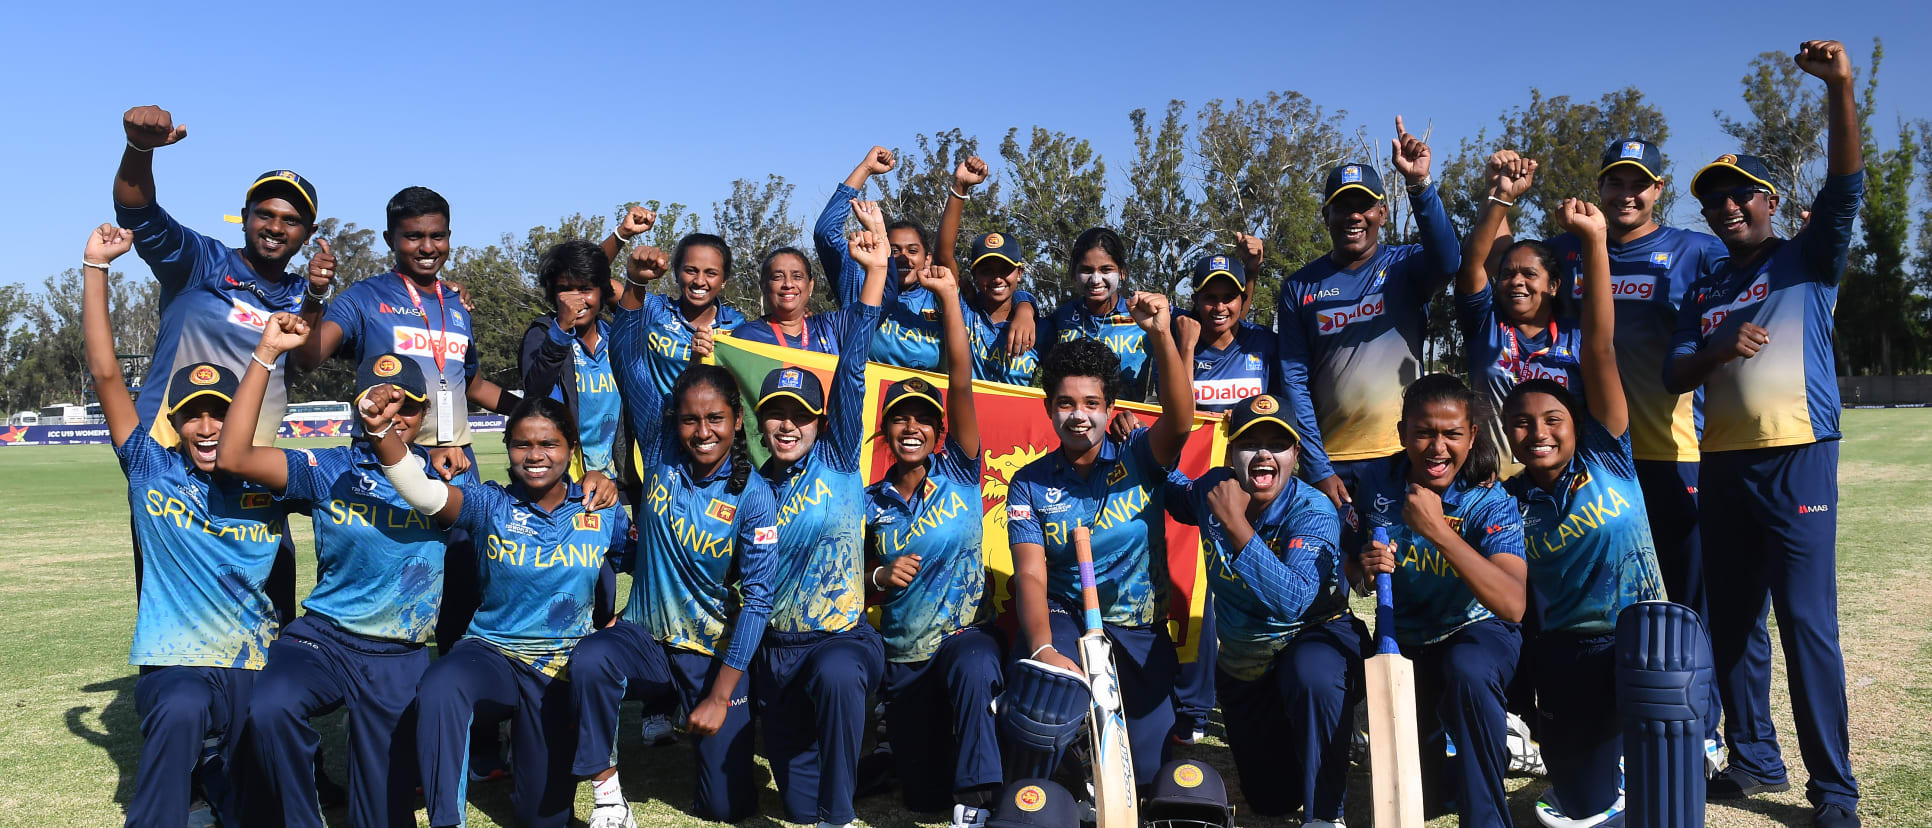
top-left (2, 410), bottom-right (1928, 827)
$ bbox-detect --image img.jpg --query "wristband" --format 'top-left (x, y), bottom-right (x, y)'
top-left (1487, 195), bottom-right (1514, 207)
top-left (250, 353), bottom-right (276, 372)
top-left (614, 228), bottom-right (637, 243)
top-left (83, 260), bottom-right (111, 270)
top-left (870, 567), bottom-right (886, 590)
top-left (126, 140), bottom-right (153, 153)
top-left (1406, 175), bottom-right (1433, 194)
top-left (1029, 644), bottom-right (1055, 659)
top-left (305, 286), bottom-right (330, 301)
top-left (950, 186), bottom-right (971, 201)
top-left (364, 422), bottom-right (393, 439)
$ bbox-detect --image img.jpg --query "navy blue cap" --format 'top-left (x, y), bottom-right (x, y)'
top-left (1142, 759), bottom-right (1233, 825)
top-left (970, 232), bottom-right (1024, 269)
top-left (1323, 162), bottom-right (1385, 206)
top-left (987, 779), bottom-right (1080, 828)
top-left (1191, 252), bottom-right (1247, 293)
top-left (1691, 153), bottom-right (1779, 199)
top-left (356, 353), bottom-right (428, 402)
top-left (246, 170), bottom-right (318, 219)
top-left (758, 365), bottom-right (825, 415)
top-left (164, 362), bottom-right (239, 415)
top-left (1599, 138), bottom-right (1664, 181)
top-left (881, 376), bottom-right (943, 417)
top-left (1225, 393), bottom-right (1301, 443)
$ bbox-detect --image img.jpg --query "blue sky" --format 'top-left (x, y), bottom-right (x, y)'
top-left (5, 0), bottom-right (1927, 288)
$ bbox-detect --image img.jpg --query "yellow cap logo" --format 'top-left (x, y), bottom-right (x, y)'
top-left (1716, 154), bottom-right (1738, 165)
top-left (1174, 763), bottom-right (1205, 788)
top-left (906, 378), bottom-right (928, 393)
top-left (189, 365), bottom-right (219, 386)
top-left (373, 354), bottom-right (402, 378)
top-left (984, 233), bottom-right (1005, 249)
top-left (1251, 395), bottom-right (1278, 415)
top-left (1015, 785), bottom-right (1046, 812)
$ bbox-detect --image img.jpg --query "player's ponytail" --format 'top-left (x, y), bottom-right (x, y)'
top-left (1399, 373), bottom-right (1499, 487)
top-left (727, 428), bottom-right (753, 496)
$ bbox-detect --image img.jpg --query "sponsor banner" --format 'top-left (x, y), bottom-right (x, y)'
top-left (2, 414), bottom-right (508, 446)
top-left (713, 335), bottom-right (1228, 661)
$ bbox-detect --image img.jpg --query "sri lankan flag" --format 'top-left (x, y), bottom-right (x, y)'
top-left (713, 334), bottom-right (1227, 662)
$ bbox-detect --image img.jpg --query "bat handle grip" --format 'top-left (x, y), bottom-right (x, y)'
top-left (1370, 527), bottom-right (1400, 656)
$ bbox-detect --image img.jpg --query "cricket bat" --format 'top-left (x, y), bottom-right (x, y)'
top-left (1073, 525), bottom-right (1138, 828)
top-left (1365, 525), bottom-right (1424, 828)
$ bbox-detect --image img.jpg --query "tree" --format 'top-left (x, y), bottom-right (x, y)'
top-left (873, 129), bottom-right (1005, 256)
top-left (290, 217), bottom-right (385, 402)
top-left (1447, 89), bottom-right (1672, 240)
top-left (1121, 101), bottom-right (1206, 297)
top-left (1716, 50), bottom-right (1834, 236)
top-left (443, 243), bottom-right (540, 392)
top-left (711, 175), bottom-right (802, 315)
top-left (1838, 41), bottom-right (1927, 375)
top-left (999, 126), bottom-right (1108, 301)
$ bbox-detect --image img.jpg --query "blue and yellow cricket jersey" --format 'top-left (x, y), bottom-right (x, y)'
top-left (763, 303), bottom-right (882, 634)
top-left (324, 274), bottom-right (479, 447)
top-left (537, 319), bottom-right (622, 476)
top-left (730, 314), bottom-right (844, 355)
top-left (1174, 320), bottom-right (1278, 414)
top-left (1455, 286), bottom-right (1584, 463)
top-left (452, 480), bottom-right (631, 677)
top-left (625, 292), bottom-right (747, 401)
top-left (1005, 427), bottom-right (1174, 627)
top-left (1165, 468), bottom-right (1347, 681)
top-left (865, 435), bottom-right (988, 663)
top-left (612, 304), bottom-right (781, 671)
top-left (121, 427), bottom-right (288, 669)
top-left (967, 302), bottom-right (1041, 387)
top-left (1040, 296), bottom-right (1151, 398)
top-left (1549, 227), bottom-right (1727, 462)
top-left (281, 443), bottom-right (446, 644)
top-left (1355, 456), bottom-right (1525, 648)
top-left (1505, 419), bottom-right (1665, 634)
top-left (1276, 185), bottom-right (1461, 479)
top-left (1668, 172), bottom-right (1863, 453)
top-left (115, 201), bottom-right (305, 446)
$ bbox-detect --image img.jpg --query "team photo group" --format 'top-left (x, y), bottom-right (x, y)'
top-left (84, 37), bottom-right (1866, 828)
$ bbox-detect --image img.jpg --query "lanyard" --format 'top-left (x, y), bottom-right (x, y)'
top-left (400, 273), bottom-right (450, 377)
top-left (768, 318), bottom-right (808, 350)
top-left (1503, 319), bottom-right (1558, 383)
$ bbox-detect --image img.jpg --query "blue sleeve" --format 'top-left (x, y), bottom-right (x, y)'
top-left (453, 483), bottom-right (502, 536)
top-left (1467, 487), bottom-right (1526, 560)
top-left (1456, 285), bottom-right (1495, 343)
top-left (721, 483), bottom-right (780, 671)
top-left (1687, 235), bottom-right (1729, 307)
top-left (280, 448), bottom-right (336, 502)
top-left (1226, 500), bottom-right (1338, 620)
top-left (603, 505), bottom-right (634, 576)
top-left (1126, 426), bottom-right (1172, 474)
top-left (1579, 416), bottom-right (1637, 480)
top-left (813, 183), bottom-right (863, 306)
top-left (1036, 305), bottom-right (1062, 360)
top-left (610, 305), bottom-right (667, 469)
top-left (114, 201), bottom-right (214, 294)
top-left (1664, 278), bottom-right (1712, 389)
top-left (821, 302), bottom-right (882, 474)
top-left (322, 287), bottom-right (365, 359)
top-left (115, 424), bottom-right (170, 484)
top-left (1408, 184), bottom-right (1462, 295)
top-left (1796, 170), bottom-right (1865, 286)
top-left (1163, 469), bottom-right (1200, 526)
top-left (1005, 473), bottom-right (1044, 547)
top-left (936, 435), bottom-right (981, 486)
top-left (1012, 289), bottom-right (1037, 310)
top-left (1274, 292), bottom-right (1333, 479)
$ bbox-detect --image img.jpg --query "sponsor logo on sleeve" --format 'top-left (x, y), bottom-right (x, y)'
top-left (1007, 504), bottom-right (1033, 521)
top-left (753, 525), bottom-right (778, 544)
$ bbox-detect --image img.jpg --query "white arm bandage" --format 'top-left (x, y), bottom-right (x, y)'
top-left (381, 451), bottom-right (451, 516)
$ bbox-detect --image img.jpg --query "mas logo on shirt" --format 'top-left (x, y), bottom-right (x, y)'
top-left (1302, 287), bottom-right (1341, 305)
top-left (377, 302), bottom-right (426, 318)
top-left (706, 498), bottom-right (737, 524)
top-left (573, 513), bottom-right (601, 532)
top-left (1317, 295), bottom-right (1385, 335)
top-left (240, 492), bottom-right (273, 509)
top-left (753, 525), bottom-right (778, 545)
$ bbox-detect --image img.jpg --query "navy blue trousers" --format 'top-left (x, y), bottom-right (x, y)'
top-left (882, 625), bottom-right (1006, 812)
top-left (1409, 619), bottom-right (1520, 828)
top-left (1035, 603), bottom-right (1179, 787)
top-left (1168, 593), bottom-right (1218, 736)
top-left (126, 665), bottom-right (255, 828)
top-left (569, 620), bottom-right (757, 822)
top-left (416, 638), bottom-right (576, 828)
top-left (245, 615), bottom-right (426, 828)
top-left (1527, 630), bottom-right (1623, 817)
top-left (755, 626), bottom-right (885, 825)
top-left (1635, 458), bottom-right (1727, 743)
top-left (1701, 441), bottom-right (1857, 810)
top-left (1216, 614), bottom-right (1366, 820)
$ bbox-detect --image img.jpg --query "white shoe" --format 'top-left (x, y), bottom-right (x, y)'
top-left (640, 713), bottom-right (677, 746)
top-left (950, 804), bottom-right (989, 828)
top-left (1303, 820), bottom-right (1347, 827)
top-left (587, 802), bottom-right (638, 828)
top-left (1534, 788), bottom-right (1626, 828)
top-left (1508, 712), bottom-right (1546, 775)
top-left (1704, 739), bottom-right (1724, 777)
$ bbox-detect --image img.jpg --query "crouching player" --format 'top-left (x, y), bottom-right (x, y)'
top-left (1164, 394), bottom-right (1361, 825)
top-left (363, 392), bottom-right (630, 828)
top-left (865, 264), bottom-right (1004, 826)
top-left (82, 224), bottom-right (291, 828)
top-left (219, 318), bottom-right (449, 828)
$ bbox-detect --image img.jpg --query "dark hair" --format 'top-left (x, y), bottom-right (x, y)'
top-left (385, 186), bottom-right (450, 232)
top-left (758, 247), bottom-right (816, 283)
top-left (671, 365), bottom-right (753, 495)
top-left (885, 220), bottom-right (930, 250)
top-left (1500, 239), bottom-right (1560, 281)
top-left (1068, 227), bottom-right (1128, 274)
top-left (670, 233), bottom-right (733, 290)
top-left (1503, 378), bottom-right (1582, 423)
top-left (1399, 373), bottom-right (1499, 487)
top-left (537, 240), bottom-right (616, 306)
top-left (1040, 338), bottom-right (1122, 406)
top-left (504, 395), bottom-right (580, 452)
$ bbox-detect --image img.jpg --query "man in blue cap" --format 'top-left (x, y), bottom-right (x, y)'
top-left (1665, 39), bottom-right (1864, 828)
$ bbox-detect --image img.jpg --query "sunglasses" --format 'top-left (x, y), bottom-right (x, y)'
top-left (1698, 185), bottom-right (1771, 211)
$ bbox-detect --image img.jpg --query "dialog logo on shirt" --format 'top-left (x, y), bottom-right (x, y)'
top-left (393, 326), bottom-right (471, 361)
top-left (753, 525), bottom-right (778, 545)
top-left (1007, 504), bottom-right (1033, 521)
top-left (227, 296), bottom-right (272, 332)
top-left (1195, 377), bottom-right (1265, 405)
top-left (706, 498), bottom-right (737, 524)
top-left (1572, 273), bottom-right (1658, 301)
top-left (1316, 295), bottom-right (1385, 335)
top-left (1700, 272), bottom-right (1772, 336)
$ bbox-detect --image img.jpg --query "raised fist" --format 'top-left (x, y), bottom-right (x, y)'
top-left (1391, 115), bottom-right (1432, 184)
top-left (358, 385), bottom-right (404, 433)
top-left (859, 146), bottom-right (896, 176)
top-left (1553, 198), bottom-right (1606, 239)
top-left (257, 312), bottom-right (311, 354)
top-left (1485, 150), bottom-right (1537, 202)
top-left (915, 265), bottom-right (958, 295)
top-left (955, 156), bottom-right (989, 189)
top-left (84, 223), bottom-right (133, 264)
top-left (849, 229), bottom-right (888, 270)
top-left (628, 245), bottom-right (670, 282)
top-left (123, 105), bottom-right (187, 150)
top-left (1234, 232), bottom-right (1264, 275)
top-left (618, 205), bottom-right (656, 240)
top-left (1129, 291), bottom-right (1171, 334)
top-left (1794, 40), bottom-right (1853, 84)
